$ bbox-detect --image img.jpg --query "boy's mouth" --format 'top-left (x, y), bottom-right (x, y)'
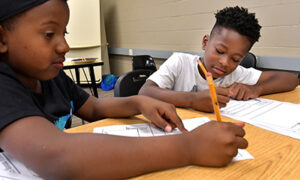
top-left (212, 66), bottom-right (225, 75)
top-left (53, 57), bottom-right (65, 64)
top-left (53, 57), bottom-right (65, 68)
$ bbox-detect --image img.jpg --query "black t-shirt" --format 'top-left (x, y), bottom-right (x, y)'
top-left (0, 61), bottom-right (90, 131)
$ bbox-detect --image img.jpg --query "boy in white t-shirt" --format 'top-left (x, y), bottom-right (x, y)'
top-left (139, 6), bottom-right (298, 112)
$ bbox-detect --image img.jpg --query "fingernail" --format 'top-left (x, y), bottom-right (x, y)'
top-left (165, 125), bottom-right (172, 132)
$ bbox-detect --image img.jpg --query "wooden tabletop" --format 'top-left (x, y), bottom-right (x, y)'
top-left (65, 86), bottom-right (300, 179)
top-left (63, 60), bottom-right (103, 69)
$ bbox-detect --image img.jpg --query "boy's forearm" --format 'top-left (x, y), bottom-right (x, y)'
top-left (40, 132), bottom-right (190, 179)
top-left (98, 96), bottom-right (141, 117)
top-left (76, 96), bottom-right (141, 121)
top-left (0, 116), bottom-right (191, 180)
top-left (139, 85), bottom-right (195, 108)
top-left (255, 71), bottom-right (298, 95)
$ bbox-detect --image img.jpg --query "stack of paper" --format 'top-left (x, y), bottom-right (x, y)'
top-left (221, 98), bottom-right (300, 139)
top-left (94, 117), bottom-right (254, 162)
top-left (0, 152), bottom-right (42, 180)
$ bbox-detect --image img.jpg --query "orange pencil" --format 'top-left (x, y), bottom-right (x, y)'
top-left (205, 72), bottom-right (222, 122)
top-left (197, 59), bottom-right (207, 75)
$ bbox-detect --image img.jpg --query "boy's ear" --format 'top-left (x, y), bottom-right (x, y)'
top-left (202, 34), bottom-right (209, 51)
top-left (0, 25), bottom-right (8, 53)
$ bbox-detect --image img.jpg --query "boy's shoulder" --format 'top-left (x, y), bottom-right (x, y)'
top-left (171, 52), bottom-right (200, 60)
top-left (168, 52), bottom-right (200, 65)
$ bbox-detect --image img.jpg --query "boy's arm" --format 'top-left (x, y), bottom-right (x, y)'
top-left (139, 80), bottom-right (231, 112)
top-left (229, 71), bottom-right (299, 100)
top-left (76, 95), bottom-right (187, 132)
top-left (0, 116), bottom-right (247, 179)
top-left (256, 71), bottom-right (299, 94)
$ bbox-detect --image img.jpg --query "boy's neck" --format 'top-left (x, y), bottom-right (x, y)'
top-left (16, 74), bottom-right (42, 94)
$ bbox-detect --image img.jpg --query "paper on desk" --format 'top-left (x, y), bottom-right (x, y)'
top-left (221, 98), bottom-right (300, 139)
top-left (65, 58), bottom-right (73, 62)
top-left (94, 117), bottom-right (254, 162)
top-left (0, 152), bottom-right (42, 180)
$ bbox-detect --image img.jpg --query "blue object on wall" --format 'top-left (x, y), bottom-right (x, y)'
top-left (101, 74), bottom-right (117, 91)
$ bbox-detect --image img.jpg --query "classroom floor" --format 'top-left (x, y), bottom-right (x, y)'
top-left (71, 88), bottom-right (114, 128)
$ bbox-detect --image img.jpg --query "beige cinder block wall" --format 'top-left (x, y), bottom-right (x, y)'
top-left (102, 0), bottom-right (300, 76)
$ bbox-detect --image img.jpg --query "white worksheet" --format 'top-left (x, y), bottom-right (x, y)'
top-left (0, 152), bottom-right (42, 180)
top-left (221, 98), bottom-right (300, 139)
top-left (94, 117), bottom-right (254, 162)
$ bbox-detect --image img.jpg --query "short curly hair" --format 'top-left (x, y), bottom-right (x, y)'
top-left (211, 6), bottom-right (261, 47)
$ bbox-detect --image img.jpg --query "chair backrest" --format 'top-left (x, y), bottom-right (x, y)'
top-left (114, 69), bottom-right (154, 97)
top-left (240, 52), bottom-right (256, 68)
top-left (132, 55), bottom-right (157, 71)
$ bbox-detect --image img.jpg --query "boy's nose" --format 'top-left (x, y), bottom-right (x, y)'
top-left (219, 56), bottom-right (229, 67)
top-left (56, 38), bottom-right (70, 54)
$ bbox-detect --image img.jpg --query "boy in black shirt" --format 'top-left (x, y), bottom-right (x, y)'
top-left (0, 0), bottom-right (248, 179)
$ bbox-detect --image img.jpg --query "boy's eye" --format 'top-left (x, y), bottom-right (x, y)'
top-left (216, 48), bottom-right (224, 54)
top-left (45, 32), bottom-right (54, 38)
top-left (232, 58), bottom-right (241, 63)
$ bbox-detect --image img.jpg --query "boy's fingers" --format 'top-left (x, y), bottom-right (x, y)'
top-left (216, 95), bottom-right (230, 108)
top-left (167, 121), bottom-right (177, 130)
top-left (153, 110), bottom-right (187, 133)
top-left (231, 122), bottom-right (246, 137)
top-left (173, 116), bottom-right (187, 132)
top-left (217, 94), bottom-right (230, 104)
top-left (151, 121), bottom-right (172, 133)
top-left (235, 121), bottom-right (245, 127)
top-left (236, 137), bottom-right (248, 149)
top-left (216, 87), bottom-right (230, 96)
top-left (150, 122), bottom-right (158, 128)
top-left (150, 112), bottom-right (173, 132)
top-left (164, 125), bottom-right (172, 132)
top-left (229, 90), bottom-right (233, 97)
top-left (219, 102), bottom-right (227, 108)
top-left (229, 84), bottom-right (239, 98)
top-left (236, 90), bottom-right (245, 100)
top-left (164, 111), bottom-right (187, 132)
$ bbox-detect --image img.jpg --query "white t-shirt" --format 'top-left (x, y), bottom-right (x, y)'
top-left (148, 52), bottom-right (262, 92)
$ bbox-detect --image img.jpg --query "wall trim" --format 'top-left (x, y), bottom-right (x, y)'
top-left (109, 47), bottom-right (300, 72)
top-left (256, 56), bottom-right (300, 72)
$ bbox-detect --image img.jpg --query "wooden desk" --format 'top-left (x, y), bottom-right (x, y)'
top-left (63, 60), bottom-right (104, 98)
top-left (65, 86), bottom-right (300, 179)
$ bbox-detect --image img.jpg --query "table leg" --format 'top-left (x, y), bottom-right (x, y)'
top-left (89, 66), bottom-right (98, 98)
top-left (75, 68), bottom-right (80, 86)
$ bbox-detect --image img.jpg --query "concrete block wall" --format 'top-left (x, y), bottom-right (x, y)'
top-left (101, 0), bottom-right (300, 76)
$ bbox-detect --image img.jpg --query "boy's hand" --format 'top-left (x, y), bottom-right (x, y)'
top-left (229, 83), bottom-right (260, 100)
top-left (191, 88), bottom-right (230, 112)
top-left (136, 96), bottom-right (187, 132)
top-left (184, 121), bottom-right (248, 167)
top-left (216, 87), bottom-right (232, 107)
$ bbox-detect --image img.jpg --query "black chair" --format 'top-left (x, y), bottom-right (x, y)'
top-left (114, 55), bottom-right (157, 97)
top-left (240, 52), bottom-right (256, 68)
top-left (114, 69), bottom-right (154, 97)
top-left (132, 55), bottom-right (157, 71)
